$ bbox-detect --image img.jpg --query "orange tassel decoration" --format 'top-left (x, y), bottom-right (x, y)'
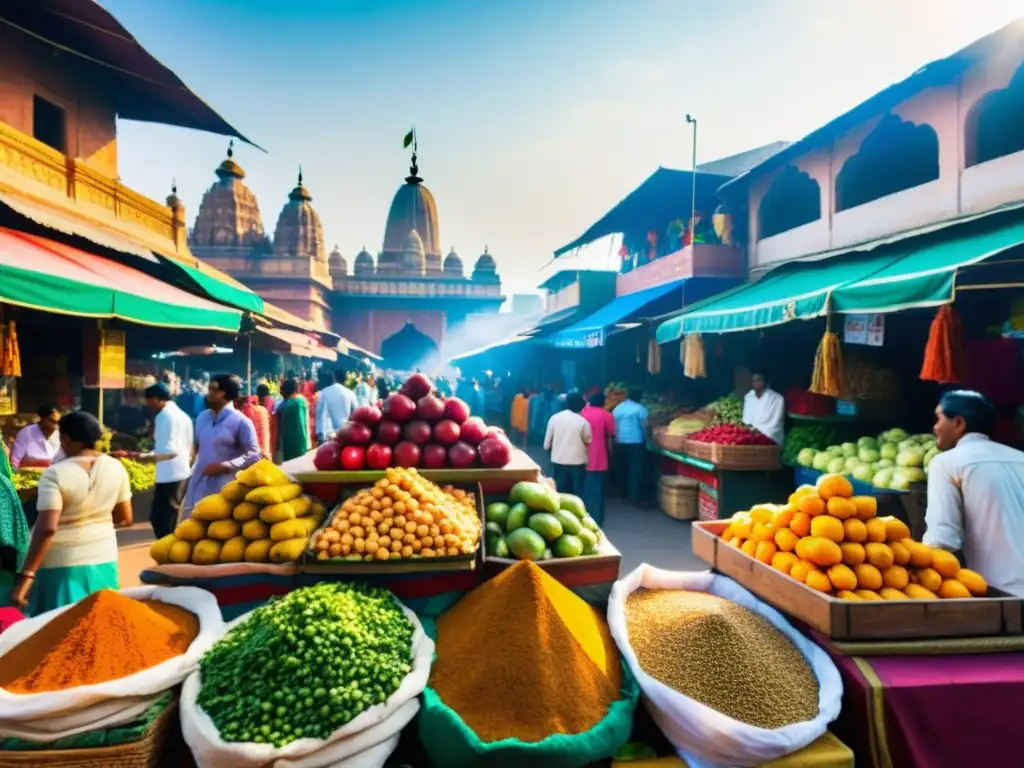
top-left (920, 305), bottom-right (965, 384)
top-left (809, 328), bottom-right (844, 398)
top-left (0, 322), bottom-right (19, 378)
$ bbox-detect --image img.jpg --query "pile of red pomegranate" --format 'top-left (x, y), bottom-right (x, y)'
top-left (312, 373), bottom-right (513, 471)
top-left (687, 423), bottom-right (775, 446)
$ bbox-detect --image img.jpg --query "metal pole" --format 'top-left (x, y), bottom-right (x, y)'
top-left (247, 334), bottom-right (253, 395)
top-left (686, 114), bottom-right (697, 245)
top-left (96, 319), bottom-right (104, 426)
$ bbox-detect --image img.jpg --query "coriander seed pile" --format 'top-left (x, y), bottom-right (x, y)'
top-left (624, 589), bottom-right (819, 729)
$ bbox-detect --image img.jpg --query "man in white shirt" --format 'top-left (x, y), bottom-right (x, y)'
top-left (316, 369), bottom-right (358, 442)
top-left (543, 393), bottom-right (592, 496)
top-left (10, 405), bottom-right (61, 469)
top-left (354, 374), bottom-right (373, 408)
top-left (923, 390), bottom-right (1024, 597)
top-left (742, 371), bottom-right (785, 445)
top-left (144, 383), bottom-right (195, 538)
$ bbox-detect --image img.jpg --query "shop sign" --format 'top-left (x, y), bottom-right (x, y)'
top-left (83, 329), bottom-right (126, 389)
top-left (550, 329), bottom-right (605, 349)
top-left (843, 314), bottom-right (884, 346)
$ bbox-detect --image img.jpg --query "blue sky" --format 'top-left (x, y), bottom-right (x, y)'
top-left (107, 0), bottom-right (1021, 295)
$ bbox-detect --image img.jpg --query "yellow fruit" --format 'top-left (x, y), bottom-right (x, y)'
top-left (246, 483), bottom-right (303, 505)
top-left (244, 539), bottom-right (274, 563)
top-left (299, 516), bottom-right (320, 535)
top-left (169, 540), bottom-right (192, 564)
top-left (842, 518), bottom-right (867, 543)
top-left (851, 496), bottom-right (877, 520)
top-left (236, 459), bottom-right (291, 488)
top-left (242, 519), bottom-right (270, 540)
top-left (749, 505), bottom-right (774, 524)
top-left (904, 540), bottom-right (933, 568)
top-left (889, 540), bottom-right (911, 566)
top-left (771, 551), bottom-right (798, 574)
top-left (755, 540), bottom-right (777, 564)
top-left (270, 519), bottom-right (306, 542)
top-left (790, 512), bottom-right (811, 537)
top-left (722, 522), bottom-right (737, 540)
top-left (788, 485), bottom-right (817, 506)
top-left (938, 579), bottom-right (972, 599)
top-left (270, 537), bottom-right (307, 564)
top-left (881, 565), bottom-right (910, 590)
top-left (811, 516), bottom-right (845, 543)
top-left (840, 542), bottom-right (866, 566)
top-left (772, 506), bottom-right (795, 528)
top-left (853, 563), bottom-right (883, 591)
top-left (774, 528), bottom-right (800, 552)
top-left (192, 494), bottom-right (234, 522)
top-left (729, 517), bottom-right (753, 539)
top-left (741, 539), bottom-right (758, 558)
top-left (192, 539), bottom-right (222, 565)
top-left (795, 537), bottom-right (811, 560)
top-left (836, 590), bottom-right (862, 600)
top-left (260, 502), bottom-right (297, 524)
top-left (797, 494), bottom-right (826, 517)
top-left (816, 473), bottom-right (853, 500)
top-left (802, 537), bottom-right (843, 567)
top-left (806, 570), bottom-right (833, 593)
top-left (149, 534), bottom-right (177, 564)
top-left (865, 542), bottom-right (894, 569)
top-left (291, 496), bottom-right (313, 517)
top-left (232, 502), bottom-right (261, 522)
top-left (174, 518), bottom-right (207, 542)
top-left (220, 536), bottom-right (247, 563)
top-left (956, 568), bottom-right (988, 597)
top-left (880, 516), bottom-right (911, 541)
top-left (727, 536), bottom-right (744, 548)
top-left (752, 522), bottom-right (776, 543)
top-left (855, 589), bottom-right (884, 601)
top-left (864, 518), bottom-right (887, 542)
top-left (931, 550), bottom-right (961, 579)
top-left (916, 567), bottom-right (943, 592)
top-left (220, 481), bottom-right (251, 502)
top-left (880, 587), bottom-right (910, 601)
top-left (790, 560), bottom-right (814, 583)
top-left (904, 584), bottom-right (938, 600)
top-left (311, 502), bottom-right (327, 519)
top-left (827, 564), bottom-right (857, 591)
top-left (826, 497), bottom-right (857, 520)
top-left (208, 519), bottom-right (242, 541)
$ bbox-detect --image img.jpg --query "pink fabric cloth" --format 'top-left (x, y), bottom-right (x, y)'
top-left (581, 405), bottom-right (615, 471)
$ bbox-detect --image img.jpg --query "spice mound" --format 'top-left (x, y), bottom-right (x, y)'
top-left (0, 590), bottom-right (199, 693)
top-left (625, 588), bottom-right (818, 729)
top-left (431, 561), bottom-right (621, 743)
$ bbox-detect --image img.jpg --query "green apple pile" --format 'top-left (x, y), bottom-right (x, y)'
top-left (484, 482), bottom-right (603, 562)
top-left (796, 428), bottom-right (941, 490)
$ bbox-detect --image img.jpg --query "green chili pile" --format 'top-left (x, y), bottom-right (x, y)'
top-left (197, 582), bottom-right (414, 747)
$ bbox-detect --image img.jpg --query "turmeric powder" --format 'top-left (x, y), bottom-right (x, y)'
top-left (430, 561), bottom-right (621, 743)
top-left (0, 591), bottom-right (198, 693)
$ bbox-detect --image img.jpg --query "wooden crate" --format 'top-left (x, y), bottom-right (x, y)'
top-left (482, 535), bottom-right (621, 589)
top-left (692, 521), bottom-right (1024, 641)
top-left (710, 443), bottom-right (781, 471)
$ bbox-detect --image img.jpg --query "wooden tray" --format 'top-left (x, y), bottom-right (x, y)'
top-left (482, 535), bottom-right (621, 589)
top-left (710, 443), bottom-right (781, 471)
top-left (683, 439), bottom-right (714, 463)
top-left (653, 427), bottom-right (688, 454)
top-left (692, 521), bottom-right (1024, 641)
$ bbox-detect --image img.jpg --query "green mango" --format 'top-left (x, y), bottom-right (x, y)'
top-left (558, 493), bottom-right (587, 519)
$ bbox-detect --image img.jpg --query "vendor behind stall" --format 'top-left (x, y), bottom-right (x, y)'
top-left (742, 372), bottom-right (785, 445)
top-left (9, 406), bottom-right (61, 469)
top-left (923, 390), bottom-right (1024, 597)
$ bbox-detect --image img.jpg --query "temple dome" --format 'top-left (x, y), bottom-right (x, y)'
top-left (472, 246), bottom-right (499, 282)
top-left (190, 141), bottom-right (270, 251)
top-left (403, 229), bottom-right (426, 274)
top-left (329, 244), bottom-right (347, 277)
top-left (273, 168), bottom-right (326, 261)
top-left (353, 247), bottom-right (374, 276)
top-left (379, 154), bottom-right (442, 272)
top-left (443, 247), bottom-right (463, 276)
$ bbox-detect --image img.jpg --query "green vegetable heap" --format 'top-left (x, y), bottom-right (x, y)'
top-left (197, 582), bottom-right (414, 748)
top-left (119, 458), bottom-right (156, 494)
top-left (782, 425), bottom-right (837, 467)
top-left (707, 393), bottom-right (743, 425)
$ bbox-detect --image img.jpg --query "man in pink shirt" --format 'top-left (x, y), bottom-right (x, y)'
top-left (581, 392), bottom-right (615, 525)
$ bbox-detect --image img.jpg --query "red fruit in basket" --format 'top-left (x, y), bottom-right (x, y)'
top-left (433, 419), bottom-right (461, 446)
top-left (393, 441), bottom-right (422, 468)
top-left (365, 443), bottom-right (393, 469)
top-left (448, 441), bottom-right (478, 469)
top-left (443, 397), bottom-right (471, 425)
top-left (459, 417), bottom-right (488, 446)
top-left (478, 436), bottom-right (511, 468)
top-left (382, 393), bottom-right (417, 423)
top-left (340, 445), bottom-right (366, 471)
top-left (336, 421), bottom-right (372, 446)
top-left (404, 420), bottom-right (433, 445)
top-left (401, 373), bottom-right (434, 401)
top-left (351, 405), bottom-right (383, 427)
top-left (376, 419), bottom-right (402, 446)
top-left (313, 442), bottom-right (342, 471)
top-left (422, 443), bottom-right (448, 469)
top-left (416, 394), bottom-right (446, 422)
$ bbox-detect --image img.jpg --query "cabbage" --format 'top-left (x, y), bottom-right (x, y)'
top-left (875, 458), bottom-right (895, 469)
top-left (827, 457), bottom-right (847, 474)
top-left (812, 452), bottom-right (830, 471)
top-left (844, 457), bottom-right (863, 471)
top-left (841, 442), bottom-right (857, 458)
top-left (885, 428), bottom-right (910, 442)
top-left (858, 448), bottom-right (880, 463)
top-left (827, 446), bottom-right (845, 459)
top-left (857, 436), bottom-right (878, 450)
top-left (890, 473), bottom-right (912, 491)
top-left (797, 448), bottom-right (816, 467)
top-left (852, 465), bottom-right (873, 482)
top-left (896, 447), bottom-right (925, 467)
top-left (923, 447), bottom-right (940, 470)
top-left (898, 438), bottom-right (919, 452)
top-left (880, 443), bottom-right (899, 460)
top-left (899, 466), bottom-right (926, 483)
top-left (873, 468), bottom-right (895, 489)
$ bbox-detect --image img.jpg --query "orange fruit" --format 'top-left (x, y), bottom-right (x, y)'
top-left (755, 540), bottom-right (777, 565)
top-left (788, 485), bottom-right (817, 506)
top-left (827, 564), bottom-right (857, 591)
top-left (816, 473), bottom-right (854, 500)
top-left (904, 584), bottom-right (938, 600)
top-left (798, 494), bottom-right (826, 517)
top-left (889, 540), bottom-right (911, 566)
top-left (864, 518), bottom-right (887, 543)
top-left (880, 587), bottom-right (910, 601)
top-left (931, 550), bottom-right (961, 578)
top-left (881, 565), bottom-right (910, 590)
top-left (851, 496), bottom-right (877, 520)
top-left (801, 537), bottom-right (843, 567)
top-left (749, 506), bottom-right (774, 525)
top-left (752, 522), bottom-right (776, 543)
top-left (772, 506), bottom-right (795, 529)
top-left (853, 563), bottom-right (883, 591)
top-left (904, 540), bottom-right (933, 568)
top-left (790, 511), bottom-right (812, 537)
top-left (771, 551), bottom-right (799, 574)
top-left (938, 579), bottom-right (972, 599)
top-left (741, 539), bottom-right (758, 558)
top-left (854, 589), bottom-right (884, 601)
top-left (774, 527), bottom-right (800, 552)
top-left (865, 542), bottom-right (895, 569)
top-left (836, 590), bottom-right (862, 600)
top-left (842, 518), bottom-right (868, 543)
top-left (810, 515), bottom-right (845, 543)
top-left (880, 516), bottom-right (911, 541)
top-left (806, 569), bottom-right (833, 593)
top-left (916, 567), bottom-right (943, 592)
top-left (840, 542), bottom-right (866, 566)
top-left (956, 568), bottom-right (988, 597)
top-left (790, 560), bottom-right (814, 583)
top-left (826, 497), bottom-right (858, 520)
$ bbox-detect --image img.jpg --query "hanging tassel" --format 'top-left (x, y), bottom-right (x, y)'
top-left (684, 334), bottom-right (707, 379)
top-left (647, 339), bottom-right (662, 375)
top-left (809, 319), bottom-right (844, 397)
top-left (0, 322), bottom-right (17, 378)
top-left (920, 305), bottom-right (966, 384)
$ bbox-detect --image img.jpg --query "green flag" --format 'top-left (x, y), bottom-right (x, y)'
top-left (403, 128), bottom-right (415, 149)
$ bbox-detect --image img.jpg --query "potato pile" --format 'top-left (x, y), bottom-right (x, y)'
top-left (721, 473), bottom-right (989, 601)
top-left (150, 459), bottom-right (326, 566)
top-left (311, 467), bottom-right (481, 562)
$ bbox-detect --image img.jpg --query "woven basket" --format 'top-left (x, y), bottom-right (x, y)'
top-left (653, 427), bottom-right (688, 454)
top-left (658, 477), bottom-right (698, 521)
top-left (683, 439), bottom-right (715, 463)
top-left (710, 443), bottom-right (782, 471)
top-left (0, 699), bottom-right (178, 768)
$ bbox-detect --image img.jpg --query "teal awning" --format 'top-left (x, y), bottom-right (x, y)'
top-left (657, 214), bottom-right (1024, 341)
top-left (157, 257), bottom-right (265, 314)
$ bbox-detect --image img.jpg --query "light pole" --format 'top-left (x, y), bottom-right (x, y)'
top-left (686, 114), bottom-right (697, 246)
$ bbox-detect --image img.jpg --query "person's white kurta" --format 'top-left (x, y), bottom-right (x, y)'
top-left (742, 388), bottom-right (785, 445)
top-left (923, 433), bottom-right (1024, 597)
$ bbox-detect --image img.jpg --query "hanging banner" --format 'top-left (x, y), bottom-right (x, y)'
top-left (843, 314), bottom-right (885, 346)
top-left (83, 329), bottom-right (126, 389)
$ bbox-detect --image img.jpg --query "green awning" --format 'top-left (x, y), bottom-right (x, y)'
top-left (657, 215), bottom-right (1024, 341)
top-left (157, 258), bottom-right (265, 314)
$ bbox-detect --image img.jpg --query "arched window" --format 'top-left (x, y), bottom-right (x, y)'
top-left (966, 61), bottom-right (1024, 167)
top-left (757, 165), bottom-right (821, 240)
top-left (835, 115), bottom-right (939, 212)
